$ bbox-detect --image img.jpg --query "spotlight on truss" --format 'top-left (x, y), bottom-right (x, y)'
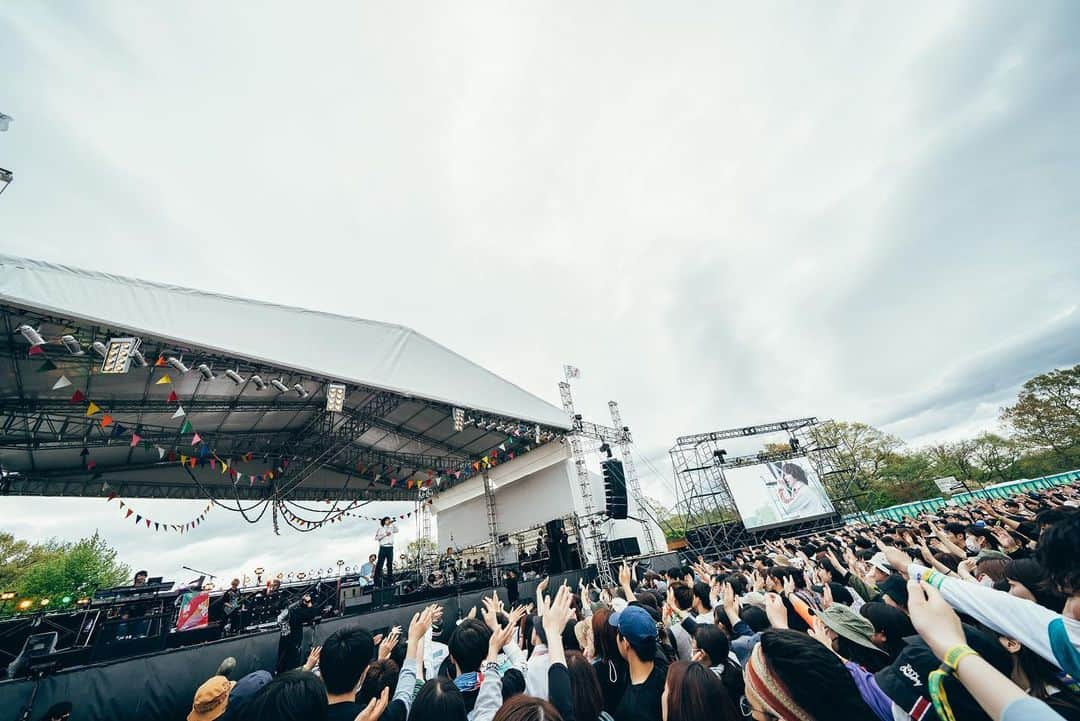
top-left (91, 341), bottom-right (108, 358)
top-left (0, 113), bottom-right (11, 132)
top-left (452, 407), bottom-right (465, 432)
top-left (249, 375), bottom-right (267, 391)
top-left (713, 449), bottom-right (727, 464)
top-left (325, 383), bottom-right (346, 413)
top-left (196, 363), bottom-right (214, 381)
top-left (16, 325), bottom-right (45, 346)
top-left (100, 337), bottom-right (142, 374)
top-left (270, 379), bottom-right (289, 393)
top-left (166, 356), bottom-right (190, 374)
top-left (224, 369), bottom-right (244, 385)
top-left (294, 383), bottom-right (310, 399)
top-left (131, 349), bottom-right (147, 367)
top-left (60, 335), bottom-right (84, 356)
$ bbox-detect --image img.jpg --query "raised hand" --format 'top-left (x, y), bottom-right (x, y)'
top-left (764, 592), bottom-right (788, 630)
top-left (378, 626), bottom-right (401, 660)
top-left (782, 574), bottom-right (796, 596)
top-left (409, 606), bottom-right (437, 644)
top-left (481, 595), bottom-right (502, 632)
top-left (907, 579), bottom-right (966, 659)
top-left (303, 645), bottom-right (321, 671)
top-left (354, 687), bottom-right (389, 721)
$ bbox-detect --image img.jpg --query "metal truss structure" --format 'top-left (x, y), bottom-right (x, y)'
top-left (0, 303), bottom-right (567, 529)
top-left (670, 417), bottom-right (865, 558)
top-left (558, 376), bottom-right (659, 585)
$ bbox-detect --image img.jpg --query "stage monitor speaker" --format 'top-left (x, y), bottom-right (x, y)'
top-left (340, 586), bottom-right (372, 610)
top-left (602, 458), bottom-right (628, 519)
top-left (607, 537), bottom-right (641, 559)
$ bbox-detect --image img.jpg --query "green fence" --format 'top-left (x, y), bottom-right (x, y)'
top-left (846, 469), bottom-right (1080, 523)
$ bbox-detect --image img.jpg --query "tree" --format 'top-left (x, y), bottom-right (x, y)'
top-left (0, 532), bottom-right (60, 593)
top-left (971, 432), bottom-right (1019, 483)
top-left (927, 440), bottom-right (979, 484)
top-left (1001, 365), bottom-right (1080, 459)
top-left (807, 420), bottom-right (903, 490)
top-left (16, 532), bottom-right (130, 603)
top-left (873, 450), bottom-right (939, 507)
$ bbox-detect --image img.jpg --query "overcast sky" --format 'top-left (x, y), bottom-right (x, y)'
top-left (1, 2), bottom-right (1078, 586)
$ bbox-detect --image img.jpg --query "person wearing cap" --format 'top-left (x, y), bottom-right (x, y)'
top-left (608, 605), bottom-right (665, 721)
top-left (188, 675), bottom-right (234, 721)
top-left (815, 604), bottom-right (891, 672)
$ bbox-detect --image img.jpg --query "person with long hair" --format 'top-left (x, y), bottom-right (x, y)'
top-left (591, 608), bottom-right (628, 714)
top-left (775, 462), bottom-right (832, 519)
top-left (409, 679), bottom-right (468, 721)
top-left (859, 602), bottom-right (916, 661)
top-left (492, 695), bottom-right (564, 721)
top-left (662, 661), bottom-right (739, 721)
top-left (565, 651), bottom-right (611, 721)
top-left (690, 625), bottom-right (744, 702)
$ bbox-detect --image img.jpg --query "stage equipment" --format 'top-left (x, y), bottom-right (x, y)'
top-left (16, 325), bottom-right (44, 346)
top-left (670, 417), bottom-right (865, 559)
top-left (270, 379), bottom-right (290, 393)
top-left (100, 338), bottom-right (141, 374)
top-left (325, 383), bottom-right (346, 412)
top-left (452, 407), bottom-right (465, 432)
top-left (249, 374), bottom-right (267, 390)
top-left (224, 369), bottom-right (244, 384)
top-left (60, 335), bottom-right (84, 355)
top-left (602, 458), bottom-right (628, 520)
top-left (166, 356), bottom-right (189, 373)
top-left (293, 383), bottom-right (309, 399)
top-left (196, 363), bottom-right (214, 380)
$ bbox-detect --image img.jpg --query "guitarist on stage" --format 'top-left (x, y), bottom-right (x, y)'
top-left (221, 578), bottom-right (244, 635)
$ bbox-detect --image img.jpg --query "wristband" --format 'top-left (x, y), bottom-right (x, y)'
top-left (942, 644), bottom-right (977, 673)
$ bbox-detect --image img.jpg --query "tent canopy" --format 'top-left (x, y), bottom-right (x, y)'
top-left (0, 255), bottom-right (568, 502)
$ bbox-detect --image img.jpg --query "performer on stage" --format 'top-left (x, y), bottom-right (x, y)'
top-left (372, 516), bottom-right (397, 587)
top-left (222, 578), bottom-right (243, 635)
top-left (133, 570), bottom-right (149, 586)
top-left (275, 592), bottom-right (318, 673)
top-left (359, 553), bottom-right (377, 586)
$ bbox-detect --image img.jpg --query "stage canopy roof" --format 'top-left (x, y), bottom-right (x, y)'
top-left (0, 255), bottom-right (569, 509)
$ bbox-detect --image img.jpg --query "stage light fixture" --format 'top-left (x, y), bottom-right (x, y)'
top-left (535, 424), bottom-right (541, 444)
top-left (0, 591), bottom-right (14, 601)
top-left (0, 168), bottom-right (12, 195)
top-left (599, 442), bottom-right (613, 458)
top-left (100, 337), bottom-right (141, 374)
top-left (39, 598), bottom-right (49, 606)
top-left (713, 449), bottom-right (727, 464)
top-left (16, 324), bottom-right (44, 346)
top-left (270, 379), bottom-right (289, 393)
top-left (789, 437), bottom-right (800, 452)
top-left (325, 383), bottom-right (346, 412)
top-left (17, 600), bottom-right (31, 610)
top-left (166, 356), bottom-right (190, 374)
top-left (75, 597), bottom-right (91, 606)
top-left (60, 596), bottom-right (72, 605)
top-left (293, 383), bottom-right (310, 399)
top-left (0, 113), bottom-right (11, 132)
top-left (224, 369), bottom-right (244, 385)
top-left (196, 363), bottom-right (214, 381)
top-left (452, 408), bottom-right (465, 432)
top-left (131, 349), bottom-right (147, 367)
top-left (249, 375), bottom-right (266, 390)
top-left (60, 335), bottom-right (84, 356)
top-left (91, 341), bottom-right (107, 358)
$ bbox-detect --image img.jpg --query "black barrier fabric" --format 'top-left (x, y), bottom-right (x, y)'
top-left (0, 569), bottom-right (587, 721)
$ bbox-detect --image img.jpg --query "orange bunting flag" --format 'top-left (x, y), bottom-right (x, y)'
top-left (100, 414), bottom-right (114, 428)
top-left (86, 401), bottom-right (101, 416)
top-left (189, 457), bottom-right (197, 468)
top-left (155, 355), bottom-right (167, 367)
top-left (155, 374), bottom-right (172, 385)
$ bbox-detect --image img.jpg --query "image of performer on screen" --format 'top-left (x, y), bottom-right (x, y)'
top-left (775, 462), bottom-right (831, 518)
top-left (373, 516), bottom-right (397, 586)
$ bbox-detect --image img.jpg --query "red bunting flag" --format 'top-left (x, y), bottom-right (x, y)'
top-left (125, 508), bottom-right (134, 518)
top-left (146, 519), bottom-right (151, 528)
top-left (87, 459), bottom-right (97, 470)
top-left (70, 389), bottom-right (86, 403)
top-left (28, 345), bottom-right (43, 357)
top-left (107, 492), bottom-right (117, 502)
top-left (167, 390), bottom-right (179, 403)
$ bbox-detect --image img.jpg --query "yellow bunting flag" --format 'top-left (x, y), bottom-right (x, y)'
top-left (86, 401), bottom-right (101, 416)
top-left (180, 454), bottom-right (188, 464)
top-left (220, 462), bottom-right (228, 475)
top-left (155, 374), bottom-right (172, 385)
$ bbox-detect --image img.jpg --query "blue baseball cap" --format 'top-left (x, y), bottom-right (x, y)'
top-left (609, 605), bottom-right (656, 647)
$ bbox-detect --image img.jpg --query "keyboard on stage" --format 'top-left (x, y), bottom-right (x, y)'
top-left (92, 581), bottom-right (176, 604)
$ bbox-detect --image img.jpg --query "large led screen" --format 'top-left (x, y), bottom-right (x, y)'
top-left (723, 456), bottom-right (835, 530)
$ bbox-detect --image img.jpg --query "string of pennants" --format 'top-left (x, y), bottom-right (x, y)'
top-left (279, 498), bottom-right (434, 530)
top-left (27, 342), bottom-right (537, 534)
top-left (104, 492), bottom-right (212, 534)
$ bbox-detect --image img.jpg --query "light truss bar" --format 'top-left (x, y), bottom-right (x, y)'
top-left (673, 417), bottom-right (818, 447)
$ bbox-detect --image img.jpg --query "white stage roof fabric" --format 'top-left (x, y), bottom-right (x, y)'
top-left (0, 255), bottom-right (568, 429)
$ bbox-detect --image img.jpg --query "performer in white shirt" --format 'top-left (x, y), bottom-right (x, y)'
top-left (373, 516), bottom-right (398, 587)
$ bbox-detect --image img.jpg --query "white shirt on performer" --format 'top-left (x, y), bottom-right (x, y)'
top-left (376, 524), bottom-right (398, 547)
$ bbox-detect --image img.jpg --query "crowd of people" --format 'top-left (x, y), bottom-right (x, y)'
top-left (185, 481), bottom-right (1080, 721)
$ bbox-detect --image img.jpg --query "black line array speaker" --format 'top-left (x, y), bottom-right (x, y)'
top-left (602, 458), bottom-right (628, 519)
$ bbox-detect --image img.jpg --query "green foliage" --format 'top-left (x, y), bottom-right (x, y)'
top-left (1001, 365), bottom-right (1080, 458)
top-left (1, 531), bottom-right (129, 609)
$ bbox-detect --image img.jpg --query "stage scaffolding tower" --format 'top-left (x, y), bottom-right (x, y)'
top-left (559, 378), bottom-right (613, 585)
top-left (608, 401), bottom-right (660, 555)
top-left (671, 417), bottom-right (865, 559)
